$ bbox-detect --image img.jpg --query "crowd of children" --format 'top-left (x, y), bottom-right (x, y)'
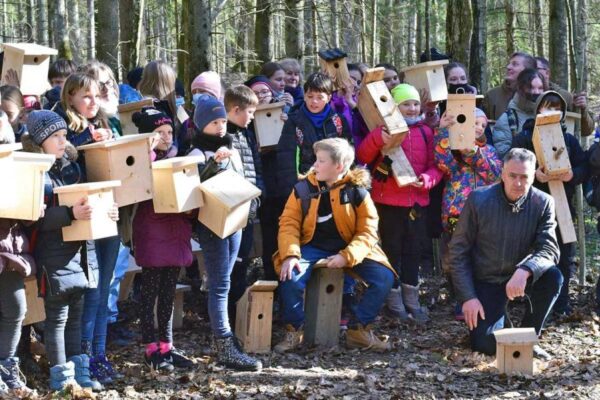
top-left (0, 47), bottom-right (599, 397)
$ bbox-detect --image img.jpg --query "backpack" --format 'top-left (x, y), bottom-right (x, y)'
top-left (294, 178), bottom-right (366, 220)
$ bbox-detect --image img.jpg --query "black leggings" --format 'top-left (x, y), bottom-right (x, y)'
top-left (139, 267), bottom-right (179, 344)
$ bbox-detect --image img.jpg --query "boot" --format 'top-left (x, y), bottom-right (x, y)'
top-left (0, 375), bottom-right (8, 397)
top-left (89, 354), bottom-right (115, 385)
top-left (0, 357), bottom-right (33, 398)
top-left (273, 324), bottom-right (304, 353)
top-left (214, 336), bottom-right (262, 371)
top-left (384, 287), bottom-right (410, 321)
top-left (68, 354), bottom-right (103, 392)
top-left (346, 324), bottom-right (391, 352)
top-left (49, 361), bottom-right (78, 391)
top-left (401, 283), bottom-right (430, 324)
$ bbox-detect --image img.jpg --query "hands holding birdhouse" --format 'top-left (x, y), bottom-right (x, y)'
top-left (535, 166), bottom-right (573, 183)
top-left (72, 197), bottom-right (119, 222)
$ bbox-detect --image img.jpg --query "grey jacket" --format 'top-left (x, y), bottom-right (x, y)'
top-left (449, 183), bottom-right (560, 303)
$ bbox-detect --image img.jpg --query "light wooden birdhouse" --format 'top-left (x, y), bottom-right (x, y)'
top-left (401, 60), bottom-right (449, 102)
top-left (151, 155), bottom-right (203, 213)
top-left (384, 145), bottom-right (418, 187)
top-left (117, 99), bottom-right (155, 135)
top-left (318, 48), bottom-right (351, 90)
top-left (77, 133), bottom-right (155, 207)
top-left (23, 276), bottom-right (45, 325)
top-left (357, 67), bottom-right (408, 147)
top-left (1, 43), bottom-right (58, 95)
top-left (564, 111), bottom-right (581, 135)
top-left (446, 93), bottom-right (483, 149)
top-left (0, 143), bottom-right (22, 213)
top-left (197, 169), bottom-right (261, 239)
top-left (53, 181), bottom-right (121, 242)
top-left (0, 151), bottom-right (55, 221)
top-left (532, 111), bottom-right (571, 177)
top-left (235, 280), bottom-right (278, 353)
top-left (253, 102), bottom-right (286, 148)
top-left (493, 328), bottom-right (538, 375)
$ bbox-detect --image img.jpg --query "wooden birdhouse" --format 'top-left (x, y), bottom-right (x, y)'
top-left (401, 60), bottom-right (449, 102)
top-left (564, 111), bottom-right (581, 135)
top-left (53, 181), bottom-right (121, 241)
top-left (446, 93), bottom-right (484, 149)
top-left (318, 48), bottom-right (351, 90)
top-left (0, 151), bottom-right (55, 221)
top-left (23, 276), bottom-right (45, 325)
top-left (358, 67), bottom-right (409, 147)
top-left (77, 133), bottom-right (155, 207)
top-left (0, 143), bottom-right (22, 213)
top-left (493, 328), bottom-right (538, 375)
top-left (117, 99), bottom-right (155, 135)
top-left (1, 43), bottom-right (58, 95)
top-left (197, 169), bottom-right (261, 239)
top-left (384, 145), bottom-right (418, 187)
top-left (151, 155), bottom-right (203, 213)
top-left (253, 102), bottom-right (286, 148)
top-left (235, 280), bottom-right (278, 353)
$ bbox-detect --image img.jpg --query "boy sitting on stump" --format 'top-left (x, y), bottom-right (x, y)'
top-left (274, 138), bottom-right (395, 352)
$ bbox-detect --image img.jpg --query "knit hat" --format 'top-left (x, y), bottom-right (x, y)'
top-left (26, 110), bottom-right (67, 145)
top-left (475, 108), bottom-right (487, 121)
top-left (191, 71), bottom-right (222, 99)
top-left (391, 84), bottom-right (420, 105)
top-left (193, 96), bottom-right (227, 133)
top-left (132, 108), bottom-right (173, 133)
top-left (244, 75), bottom-right (273, 90)
top-left (127, 67), bottom-right (144, 89)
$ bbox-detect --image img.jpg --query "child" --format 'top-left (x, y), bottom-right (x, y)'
top-left (260, 62), bottom-right (294, 110)
top-left (44, 59), bottom-right (78, 110)
top-left (274, 138), bottom-right (394, 352)
top-left (0, 85), bottom-right (27, 141)
top-left (357, 83), bottom-right (442, 324)
top-left (188, 96), bottom-right (262, 371)
top-left (191, 71), bottom-right (222, 103)
top-left (138, 60), bottom-right (178, 120)
top-left (80, 61), bottom-right (122, 137)
top-left (374, 63), bottom-right (400, 91)
top-left (279, 58), bottom-right (304, 105)
top-left (23, 110), bottom-right (118, 392)
top-left (131, 108), bottom-right (195, 372)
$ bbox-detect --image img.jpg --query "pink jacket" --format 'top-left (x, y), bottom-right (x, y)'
top-left (357, 121), bottom-right (443, 207)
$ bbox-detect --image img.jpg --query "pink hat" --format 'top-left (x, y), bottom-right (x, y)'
top-left (191, 71), bottom-right (222, 99)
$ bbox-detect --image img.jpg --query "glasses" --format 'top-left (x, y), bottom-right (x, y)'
top-left (98, 80), bottom-right (114, 92)
top-left (253, 89), bottom-right (271, 98)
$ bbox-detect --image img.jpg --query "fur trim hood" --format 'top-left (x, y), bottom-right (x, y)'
top-left (303, 165), bottom-right (372, 189)
top-left (20, 133), bottom-right (79, 161)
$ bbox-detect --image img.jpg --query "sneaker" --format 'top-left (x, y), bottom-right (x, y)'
top-left (92, 354), bottom-right (124, 381)
top-left (273, 324), bottom-right (304, 353)
top-left (0, 357), bottom-right (33, 398)
top-left (214, 336), bottom-right (262, 371)
top-left (164, 348), bottom-right (195, 369)
top-left (346, 324), bottom-right (391, 352)
top-left (145, 350), bottom-right (174, 372)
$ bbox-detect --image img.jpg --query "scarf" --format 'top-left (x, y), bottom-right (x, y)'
top-left (404, 114), bottom-right (425, 127)
top-left (192, 131), bottom-right (233, 153)
top-left (301, 103), bottom-right (331, 129)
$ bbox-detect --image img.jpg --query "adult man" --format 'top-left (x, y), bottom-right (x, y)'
top-left (535, 56), bottom-right (594, 136)
top-left (449, 148), bottom-right (563, 356)
top-left (483, 52), bottom-right (537, 121)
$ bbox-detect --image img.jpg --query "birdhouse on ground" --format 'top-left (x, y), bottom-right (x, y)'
top-left (493, 328), bottom-right (538, 375)
top-left (197, 169), bottom-right (261, 239)
top-left (151, 155), bottom-right (204, 213)
top-left (318, 48), bottom-right (351, 90)
top-left (564, 111), bottom-right (581, 135)
top-left (253, 102), bottom-right (286, 148)
top-left (77, 133), bottom-right (155, 207)
top-left (446, 93), bottom-right (483, 149)
top-left (53, 181), bottom-right (121, 242)
top-left (117, 99), bottom-right (155, 135)
top-left (1, 43), bottom-right (58, 95)
top-left (235, 280), bottom-right (278, 353)
top-left (401, 60), bottom-right (449, 102)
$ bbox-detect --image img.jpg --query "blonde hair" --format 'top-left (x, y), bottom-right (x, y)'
top-left (224, 86), bottom-right (259, 111)
top-left (313, 138), bottom-right (354, 173)
top-left (60, 72), bottom-right (108, 133)
top-left (79, 60), bottom-right (120, 98)
top-left (138, 60), bottom-right (177, 116)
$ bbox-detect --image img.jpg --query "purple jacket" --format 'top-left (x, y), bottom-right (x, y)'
top-left (0, 219), bottom-right (35, 277)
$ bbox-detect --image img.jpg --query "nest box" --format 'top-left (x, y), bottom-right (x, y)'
top-left (384, 145), bottom-right (418, 187)
top-left (446, 93), bottom-right (483, 149)
top-left (0, 143), bottom-right (22, 213)
top-left (117, 99), bottom-right (155, 135)
top-left (23, 276), bottom-right (45, 325)
top-left (151, 155), bottom-right (204, 213)
top-left (564, 111), bottom-right (581, 135)
top-left (401, 60), bottom-right (449, 102)
top-left (318, 48), bottom-right (351, 89)
top-left (197, 169), bottom-right (261, 239)
top-left (1, 43), bottom-right (58, 96)
top-left (235, 280), bottom-right (278, 353)
top-left (532, 111), bottom-right (571, 177)
top-left (77, 133), bottom-right (155, 207)
top-left (53, 181), bottom-right (121, 242)
top-left (253, 102), bottom-right (286, 148)
top-left (493, 328), bottom-right (538, 375)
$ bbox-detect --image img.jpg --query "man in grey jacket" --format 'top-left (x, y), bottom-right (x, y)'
top-left (449, 148), bottom-right (563, 355)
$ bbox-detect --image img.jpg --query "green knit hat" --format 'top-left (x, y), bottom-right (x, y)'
top-left (391, 83), bottom-right (420, 105)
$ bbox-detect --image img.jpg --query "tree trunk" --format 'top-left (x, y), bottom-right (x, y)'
top-left (341, 0), bottom-right (359, 61)
top-left (575, 0), bottom-right (587, 92)
top-left (87, 0), bottom-right (95, 59)
top-left (446, 0), bottom-right (472, 65)
top-left (504, 0), bottom-right (515, 56)
top-left (312, 1), bottom-right (319, 59)
top-left (416, 0), bottom-right (423, 59)
top-left (284, 0), bottom-right (304, 61)
top-left (424, 0), bottom-right (430, 61)
top-left (549, 0), bottom-right (568, 87)
top-left (27, 0), bottom-right (34, 42)
top-left (407, 3), bottom-right (416, 65)
top-left (137, 0), bottom-right (147, 67)
top-left (54, 0), bottom-right (72, 59)
top-left (255, 0), bottom-right (273, 70)
top-left (469, 0), bottom-right (487, 93)
top-left (68, 0), bottom-right (81, 61)
top-left (178, 0), bottom-right (189, 97)
top-left (120, 0), bottom-right (138, 72)
top-left (189, 0), bottom-right (212, 78)
top-left (379, 0), bottom-right (393, 63)
top-left (96, 0), bottom-right (119, 73)
top-left (37, 0), bottom-right (48, 45)
top-left (370, 0), bottom-right (377, 65)
top-left (330, 0), bottom-right (339, 48)
top-left (304, 1), bottom-right (315, 71)
top-left (534, 0), bottom-right (544, 57)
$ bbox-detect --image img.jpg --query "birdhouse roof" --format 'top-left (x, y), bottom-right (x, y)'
top-left (0, 143), bottom-right (22, 157)
top-left (362, 67), bottom-right (385, 85)
top-left (401, 59), bottom-right (449, 73)
top-left (117, 98), bottom-right (154, 113)
top-left (12, 152), bottom-right (55, 169)
top-left (534, 111), bottom-right (562, 126)
top-left (152, 155), bottom-right (204, 170)
top-left (248, 280), bottom-right (278, 292)
top-left (53, 180), bottom-right (121, 194)
top-left (255, 101), bottom-right (286, 112)
top-left (2, 43), bottom-right (58, 56)
top-left (77, 133), bottom-right (156, 151)
top-left (198, 169), bottom-right (261, 210)
top-left (318, 48), bottom-right (347, 61)
top-left (493, 328), bottom-right (538, 344)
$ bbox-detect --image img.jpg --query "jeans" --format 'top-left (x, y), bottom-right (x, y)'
top-left (107, 244), bottom-right (130, 324)
top-left (45, 290), bottom-right (85, 366)
top-left (197, 224), bottom-right (242, 338)
top-left (469, 266), bottom-right (563, 355)
top-left (279, 244), bottom-right (394, 329)
top-left (0, 271), bottom-right (26, 359)
top-left (81, 236), bottom-right (120, 355)
top-left (229, 221), bottom-right (254, 313)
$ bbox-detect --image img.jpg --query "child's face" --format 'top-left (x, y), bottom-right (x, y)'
top-left (153, 124), bottom-right (173, 151)
top-left (349, 70), bottom-right (362, 95)
top-left (313, 150), bottom-right (343, 183)
top-left (446, 67), bottom-right (467, 85)
top-left (69, 85), bottom-right (100, 119)
top-left (1, 100), bottom-right (21, 127)
top-left (284, 69), bottom-right (300, 88)
top-left (398, 100), bottom-right (421, 119)
top-left (41, 129), bottom-right (68, 159)
top-left (304, 90), bottom-right (331, 114)
top-left (50, 77), bottom-right (67, 88)
top-left (203, 118), bottom-right (227, 137)
top-left (269, 70), bottom-right (286, 92)
top-left (251, 83), bottom-right (273, 105)
top-left (539, 105), bottom-right (560, 115)
top-left (383, 69), bottom-right (400, 90)
top-left (228, 106), bottom-right (256, 128)
top-left (475, 116), bottom-right (487, 138)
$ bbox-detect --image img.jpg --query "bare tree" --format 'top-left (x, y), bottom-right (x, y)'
top-left (504, 0), bottom-right (515, 56)
top-left (534, 0), bottom-right (544, 57)
top-left (96, 0), bottom-right (119, 72)
top-left (87, 0), bottom-right (95, 59)
top-left (469, 0), bottom-right (487, 92)
top-left (54, 0), bottom-right (72, 58)
top-left (37, 0), bottom-right (48, 45)
top-left (285, 0), bottom-right (304, 61)
top-left (255, 0), bottom-right (273, 70)
top-left (68, 0), bottom-right (81, 61)
top-left (549, 0), bottom-right (568, 87)
top-left (446, 0), bottom-right (472, 65)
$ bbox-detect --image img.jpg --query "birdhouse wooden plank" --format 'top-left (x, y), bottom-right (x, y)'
top-left (564, 111), bottom-right (581, 135)
top-left (254, 102), bottom-right (286, 148)
top-left (304, 265), bottom-right (344, 347)
top-left (494, 328), bottom-right (538, 375)
top-left (117, 99), bottom-right (155, 135)
top-left (318, 48), bottom-right (351, 90)
top-left (77, 133), bottom-right (155, 207)
top-left (53, 181), bottom-right (121, 242)
top-left (197, 169), bottom-right (261, 239)
top-left (0, 151), bottom-right (55, 221)
top-left (548, 180), bottom-right (577, 243)
top-left (1, 43), bottom-right (58, 95)
top-left (384, 145), bottom-right (418, 187)
top-left (0, 143), bottom-right (21, 214)
top-left (23, 276), bottom-right (45, 325)
top-left (532, 111), bottom-right (571, 177)
top-left (235, 280), bottom-right (278, 353)
top-left (151, 155), bottom-right (204, 213)
top-left (446, 93), bottom-right (483, 149)
top-left (401, 60), bottom-right (449, 102)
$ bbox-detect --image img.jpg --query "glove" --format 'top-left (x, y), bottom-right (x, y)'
top-left (373, 156), bottom-right (393, 182)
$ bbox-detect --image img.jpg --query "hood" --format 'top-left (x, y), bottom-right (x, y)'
top-left (20, 133), bottom-right (78, 161)
top-left (511, 92), bottom-right (537, 115)
top-left (534, 90), bottom-right (567, 122)
top-left (304, 166), bottom-right (371, 189)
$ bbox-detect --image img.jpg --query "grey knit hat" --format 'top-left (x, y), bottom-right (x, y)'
top-left (27, 110), bottom-right (68, 145)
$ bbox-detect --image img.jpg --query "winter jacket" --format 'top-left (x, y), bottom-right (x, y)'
top-left (449, 183), bottom-right (560, 304)
top-left (228, 122), bottom-right (264, 192)
top-left (54, 103), bottom-right (112, 148)
top-left (483, 81), bottom-right (514, 121)
top-left (0, 219), bottom-right (35, 278)
top-left (548, 81), bottom-right (595, 137)
top-left (434, 128), bottom-right (502, 232)
top-left (492, 93), bottom-right (537, 159)
top-left (273, 168), bottom-right (394, 276)
top-left (357, 121), bottom-right (443, 207)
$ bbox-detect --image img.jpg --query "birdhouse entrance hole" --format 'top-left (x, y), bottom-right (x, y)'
top-left (326, 284), bottom-right (335, 293)
top-left (266, 112), bottom-right (272, 117)
top-left (513, 350), bottom-right (521, 359)
top-left (457, 114), bottom-right (467, 123)
top-left (257, 313), bottom-right (263, 320)
top-left (334, 62), bottom-right (339, 68)
top-left (380, 95), bottom-right (388, 102)
top-left (126, 156), bottom-right (135, 166)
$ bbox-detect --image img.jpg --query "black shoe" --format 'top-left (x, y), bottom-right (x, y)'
top-left (214, 336), bottom-right (262, 371)
top-left (144, 351), bottom-right (174, 372)
top-left (164, 348), bottom-right (195, 369)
